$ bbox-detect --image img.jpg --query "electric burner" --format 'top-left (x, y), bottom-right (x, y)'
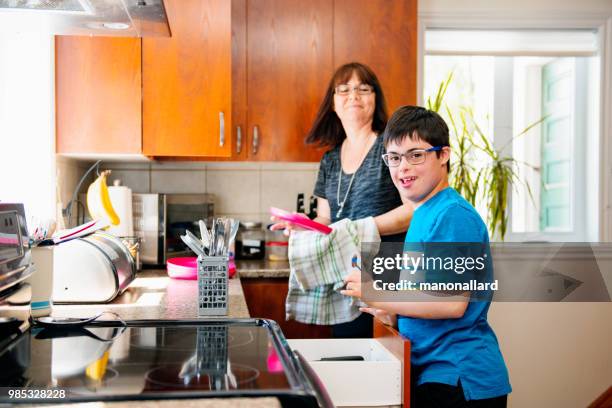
top-left (145, 363), bottom-right (259, 390)
top-left (129, 326), bottom-right (255, 352)
top-left (0, 319), bottom-right (329, 408)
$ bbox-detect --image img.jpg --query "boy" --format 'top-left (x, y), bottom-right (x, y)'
top-left (342, 106), bottom-right (511, 407)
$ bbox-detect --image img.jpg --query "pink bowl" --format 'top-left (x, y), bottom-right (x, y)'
top-left (167, 257), bottom-right (237, 280)
top-left (167, 257), bottom-right (198, 280)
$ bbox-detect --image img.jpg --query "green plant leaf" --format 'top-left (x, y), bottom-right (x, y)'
top-left (424, 72), bottom-right (543, 240)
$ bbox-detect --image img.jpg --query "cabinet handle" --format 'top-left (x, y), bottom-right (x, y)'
top-left (252, 125), bottom-right (259, 154)
top-left (219, 112), bottom-right (225, 147)
top-left (236, 126), bottom-right (242, 154)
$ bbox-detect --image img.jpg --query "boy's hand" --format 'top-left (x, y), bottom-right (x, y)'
top-left (340, 270), bottom-right (361, 298)
top-left (359, 307), bottom-right (397, 327)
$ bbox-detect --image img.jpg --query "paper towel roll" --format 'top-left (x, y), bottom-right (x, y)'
top-left (106, 185), bottom-right (133, 237)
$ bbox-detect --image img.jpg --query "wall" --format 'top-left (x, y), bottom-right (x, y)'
top-left (489, 303), bottom-right (612, 407)
top-left (98, 161), bottom-right (319, 225)
top-left (55, 157), bottom-right (91, 228)
top-left (419, 2), bottom-right (612, 407)
top-left (0, 26), bottom-right (55, 228)
top-left (419, 0), bottom-right (612, 15)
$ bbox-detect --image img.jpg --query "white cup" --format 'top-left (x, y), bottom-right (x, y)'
top-left (27, 246), bottom-right (55, 317)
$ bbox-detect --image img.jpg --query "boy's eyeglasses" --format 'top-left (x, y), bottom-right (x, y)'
top-left (382, 146), bottom-right (444, 167)
top-left (334, 84), bottom-right (374, 96)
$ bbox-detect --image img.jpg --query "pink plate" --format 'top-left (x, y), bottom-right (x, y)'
top-left (269, 207), bottom-right (332, 235)
top-left (167, 257), bottom-right (236, 280)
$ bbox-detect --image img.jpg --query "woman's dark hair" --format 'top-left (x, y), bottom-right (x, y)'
top-left (383, 105), bottom-right (451, 172)
top-left (305, 62), bottom-right (388, 147)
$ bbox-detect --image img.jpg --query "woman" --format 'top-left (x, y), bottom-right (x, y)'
top-left (275, 62), bottom-right (412, 338)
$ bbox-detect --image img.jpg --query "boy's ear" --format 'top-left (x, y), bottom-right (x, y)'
top-left (440, 146), bottom-right (451, 165)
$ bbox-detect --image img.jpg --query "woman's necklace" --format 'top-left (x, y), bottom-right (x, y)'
top-left (336, 134), bottom-right (374, 218)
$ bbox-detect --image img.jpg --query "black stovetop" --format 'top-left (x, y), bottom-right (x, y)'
top-left (0, 319), bottom-right (321, 407)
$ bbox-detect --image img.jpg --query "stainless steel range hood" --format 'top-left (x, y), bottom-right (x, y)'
top-left (0, 0), bottom-right (171, 37)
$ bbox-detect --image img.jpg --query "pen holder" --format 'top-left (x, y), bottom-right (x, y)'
top-left (198, 255), bottom-right (229, 316)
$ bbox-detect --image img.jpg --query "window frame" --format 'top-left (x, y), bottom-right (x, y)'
top-left (419, 13), bottom-right (612, 242)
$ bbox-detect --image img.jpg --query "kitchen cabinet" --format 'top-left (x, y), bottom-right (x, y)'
top-left (334, 0), bottom-right (418, 111)
top-left (55, 36), bottom-right (142, 155)
top-left (373, 317), bottom-right (411, 408)
top-left (245, 0), bottom-right (332, 161)
top-left (56, 0), bottom-right (242, 160)
top-left (55, 0), bottom-right (417, 161)
top-left (244, 0), bottom-right (417, 161)
top-left (142, 0), bottom-right (234, 157)
top-left (241, 277), bottom-right (332, 339)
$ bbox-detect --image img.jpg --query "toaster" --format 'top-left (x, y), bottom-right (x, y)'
top-left (53, 232), bottom-right (136, 303)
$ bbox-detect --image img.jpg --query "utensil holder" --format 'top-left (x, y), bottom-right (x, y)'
top-left (198, 255), bottom-right (229, 316)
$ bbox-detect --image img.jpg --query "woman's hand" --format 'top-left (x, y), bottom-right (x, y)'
top-left (269, 213), bottom-right (310, 236)
top-left (340, 270), bottom-right (361, 298)
top-left (359, 307), bottom-right (397, 327)
top-left (270, 198), bottom-right (331, 236)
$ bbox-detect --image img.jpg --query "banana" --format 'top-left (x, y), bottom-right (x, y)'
top-left (85, 350), bottom-right (109, 381)
top-left (87, 170), bottom-right (121, 226)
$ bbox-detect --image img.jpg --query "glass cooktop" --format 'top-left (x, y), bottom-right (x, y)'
top-left (0, 319), bottom-right (319, 406)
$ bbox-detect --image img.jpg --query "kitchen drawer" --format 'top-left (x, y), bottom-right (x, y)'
top-left (288, 338), bottom-right (401, 407)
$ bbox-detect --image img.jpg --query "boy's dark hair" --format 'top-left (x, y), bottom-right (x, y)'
top-left (383, 105), bottom-right (450, 172)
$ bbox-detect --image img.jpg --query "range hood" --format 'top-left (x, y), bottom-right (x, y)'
top-left (0, 0), bottom-right (171, 37)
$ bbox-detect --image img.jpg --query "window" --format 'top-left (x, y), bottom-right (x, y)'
top-left (0, 26), bottom-right (56, 228)
top-left (423, 29), bottom-right (601, 242)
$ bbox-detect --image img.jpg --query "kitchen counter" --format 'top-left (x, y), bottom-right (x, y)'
top-left (37, 398), bottom-right (281, 408)
top-left (44, 272), bottom-right (287, 408)
top-left (52, 270), bottom-right (250, 320)
top-left (236, 259), bottom-right (290, 279)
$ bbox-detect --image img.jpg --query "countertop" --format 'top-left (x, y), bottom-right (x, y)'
top-left (37, 398), bottom-right (281, 408)
top-left (52, 269), bottom-right (250, 320)
top-left (235, 259), bottom-right (290, 279)
top-left (46, 271), bottom-right (283, 408)
top-left (39, 397), bottom-right (281, 408)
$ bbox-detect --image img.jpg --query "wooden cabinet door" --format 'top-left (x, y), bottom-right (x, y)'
top-left (142, 0), bottom-right (233, 158)
top-left (231, 0), bottom-right (248, 160)
top-left (333, 0), bottom-right (418, 110)
top-left (56, 36), bottom-right (142, 154)
top-left (241, 278), bottom-right (332, 339)
top-left (246, 0), bottom-right (332, 162)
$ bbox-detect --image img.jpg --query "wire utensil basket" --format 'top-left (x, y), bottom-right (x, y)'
top-left (198, 255), bottom-right (229, 316)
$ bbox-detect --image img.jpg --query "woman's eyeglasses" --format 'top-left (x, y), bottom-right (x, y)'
top-left (334, 84), bottom-right (374, 96)
top-left (382, 146), bottom-right (443, 167)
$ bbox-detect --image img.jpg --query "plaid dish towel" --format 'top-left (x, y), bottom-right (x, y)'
top-left (285, 217), bottom-right (380, 325)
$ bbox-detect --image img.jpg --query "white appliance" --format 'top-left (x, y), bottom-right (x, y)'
top-left (53, 232), bottom-right (135, 303)
top-left (0, 0), bottom-right (170, 37)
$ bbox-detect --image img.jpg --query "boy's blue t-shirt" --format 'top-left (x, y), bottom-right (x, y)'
top-left (398, 187), bottom-right (512, 401)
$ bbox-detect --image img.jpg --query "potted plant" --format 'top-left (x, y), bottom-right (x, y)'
top-left (426, 73), bottom-right (544, 240)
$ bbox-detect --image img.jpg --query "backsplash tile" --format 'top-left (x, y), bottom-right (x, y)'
top-left (151, 169), bottom-right (206, 194)
top-left (69, 161), bottom-right (320, 221)
top-left (205, 162), bottom-right (261, 170)
top-left (150, 161), bottom-right (207, 170)
top-left (107, 169), bottom-right (151, 193)
top-left (260, 170), bottom-right (318, 214)
top-left (260, 162), bottom-right (319, 171)
top-left (56, 156), bottom-right (90, 225)
top-left (207, 168), bottom-right (260, 214)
